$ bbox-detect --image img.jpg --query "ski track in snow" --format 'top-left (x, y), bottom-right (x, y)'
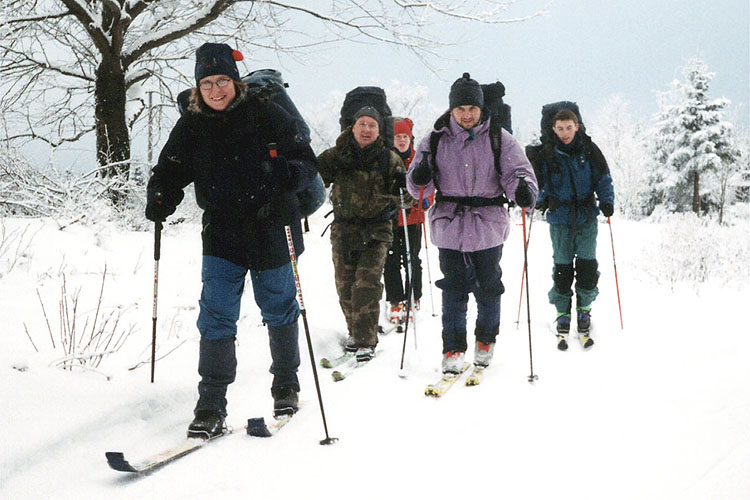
top-left (1, 214), bottom-right (748, 500)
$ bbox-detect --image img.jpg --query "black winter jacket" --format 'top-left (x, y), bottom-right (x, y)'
top-left (147, 88), bottom-right (318, 270)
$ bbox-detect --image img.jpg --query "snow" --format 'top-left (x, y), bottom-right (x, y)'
top-left (1, 212), bottom-right (748, 499)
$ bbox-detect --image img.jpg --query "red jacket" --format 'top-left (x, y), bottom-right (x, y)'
top-left (397, 146), bottom-right (433, 227)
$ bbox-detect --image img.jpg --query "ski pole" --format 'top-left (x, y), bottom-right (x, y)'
top-left (607, 217), bottom-right (624, 330)
top-left (521, 209), bottom-right (537, 383)
top-left (151, 220), bottom-right (162, 383)
top-left (421, 219), bottom-right (437, 317)
top-left (399, 189), bottom-right (417, 371)
top-left (515, 214), bottom-right (534, 329)
top-left (284, 225), bottom-right (338, 445)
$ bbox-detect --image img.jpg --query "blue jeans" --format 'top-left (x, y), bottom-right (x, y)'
top-left (197, 256), bottom-right (300, 338)
top-left (196, 256), bottom-right (300, 393)
top-left (436, 245), bottom-right (504, 353)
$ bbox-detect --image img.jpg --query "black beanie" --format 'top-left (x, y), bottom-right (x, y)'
top-left (352, 106), bottom-right (384, 133)
top-left (194, 43), bottom-right (243, 86)
top-left (449, 72), bottom-right (484, 110)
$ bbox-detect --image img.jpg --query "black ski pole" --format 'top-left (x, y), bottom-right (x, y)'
top-left (521, 208), bottom-right (538, 383)
top-left (151, 220), bottom-right (162, 383)
top-left (284, 226), bottom-right (338, 445)
top-left (399, 189), bottom-right (418, 372)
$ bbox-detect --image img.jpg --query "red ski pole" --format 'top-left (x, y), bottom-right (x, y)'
top-left (521, 209), bottom-right (537, 383)
top-left (515, 215), bottom-right (533, 328)
top-left (607, 217), bottom-right (624, 330)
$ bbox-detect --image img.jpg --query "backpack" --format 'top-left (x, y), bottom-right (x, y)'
top-left (481, 81), bottom-right (513, 135)
top-left (539, 101), bottom-right (584, 144)
top-left (339, 86), bottom-right (395, 147)
top-left (526, 101), bottom-right (608, 191)
top-left (175, 69), bottom-right (326, 219)
top-left (427, 80), bottom-right (513, 208)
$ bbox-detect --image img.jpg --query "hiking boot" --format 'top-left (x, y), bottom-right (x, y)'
top-left (187, 410), bottom-right (226, 439)
top-left (388, 303), bottom-right (403, 325)
top-left (441, 351), bottom-right (465, 374)
top-left (344, 335), bottom-right (357, 353)
top-left (271, 386), bottom-right (299, 417)
top-left (577, 308), bottom-right (591, 333)
top-left (556, 313), bottom-right (571, 334)
top-left (473, 340), bottom-right (495, 368)
top-left (356, 346), bottom-right (376, 363)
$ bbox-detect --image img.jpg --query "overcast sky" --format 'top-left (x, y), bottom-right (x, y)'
top-left (273, 0), bottom-right (749, 139)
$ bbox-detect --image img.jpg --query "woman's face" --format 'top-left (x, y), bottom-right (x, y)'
top-left (198, 75), bottom-right (236, 112)
top-left (394, 133), bottom-right (411, 153)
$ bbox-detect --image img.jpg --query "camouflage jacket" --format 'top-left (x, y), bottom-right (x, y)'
top-left (318, 129), bottom-right (414, 251)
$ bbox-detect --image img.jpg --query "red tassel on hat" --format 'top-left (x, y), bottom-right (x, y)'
top-left (232, 50), bottom-right (244, 62)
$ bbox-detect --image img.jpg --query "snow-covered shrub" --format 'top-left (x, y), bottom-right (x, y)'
top-left (0, 219), bottom-right (40, 277)
top-left (30, 266), bottom-right (135, 378)
top-left (0, 149), bottom-right (155, 230)
top-left (640, 212), bottom-right (750, 290)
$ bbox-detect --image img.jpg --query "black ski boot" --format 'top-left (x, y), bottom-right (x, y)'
top-left (555, 313), bottom-right (570, 351)
top-left (187, 410), bottom-right (226, 439)
top-left (272, 386), bottom-right (299, 417)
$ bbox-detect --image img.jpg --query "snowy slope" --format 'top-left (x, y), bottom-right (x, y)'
top-left (1, 211), bottom-right (748, 500)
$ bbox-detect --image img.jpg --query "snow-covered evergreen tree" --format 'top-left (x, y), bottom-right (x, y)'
top-left (589, 95), bottom-right (649, 219)
top-left (646, 56), bottom-right (740, 216)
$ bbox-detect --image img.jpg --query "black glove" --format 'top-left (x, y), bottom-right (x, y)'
top-left (145, 189), bottom-right (183, 222)
top-left (257, 191), bottom-right (299, 223)
top-left (548, 196), bottom-right (561, 211)
top-left (536, 198), bottom-right (549, 214)
top-left (514, 178), bottom-right (534, 208)
top-left (262, 156), bottom-right (292, 190)
top-left (600, 202), bottom-right (614, 217)
top-left (411, 154), bottom-right (432, 186)
top-left (394, 171), bottom-right (407, 189)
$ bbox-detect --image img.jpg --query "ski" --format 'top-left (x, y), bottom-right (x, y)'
top-left (465, 365), bottom-right (486, 386)
top-left (246, 414), bottom-right (293, 437)
top-left (578, 332), bottom-right (594, 349)
top-left (320, 351), bottom-right (355, 369)
top-left (557, 334), bottom-right (569, 351)
top-left (424, 363), bottom-right (471, 397)
top-left (378, 324), bottom-right (402, 334)
top-left (105, 423), bottom-right (246, 474)
top-left (331, 356), bottom-right (376, 382)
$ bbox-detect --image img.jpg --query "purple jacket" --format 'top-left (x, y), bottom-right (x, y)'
top-left (406, 114), bottom-right (538, 252)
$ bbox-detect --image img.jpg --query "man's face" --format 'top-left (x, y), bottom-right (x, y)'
top-left (198, 74), bottom-right (236, 112)
top-left (451, 105), bottom-right (482, 130)
top-left (553, 119), bottom-right (579, 145)
top-left (394, 133), bottom-right (411, 153)
top-left (353, 116), bottom-right (380, 147)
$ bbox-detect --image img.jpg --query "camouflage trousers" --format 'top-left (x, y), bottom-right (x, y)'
top-left (332, 240), bottom-right (389, 347)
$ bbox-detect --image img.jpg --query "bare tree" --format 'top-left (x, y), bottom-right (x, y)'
top-left (0, 0), bottom-right (547, 204)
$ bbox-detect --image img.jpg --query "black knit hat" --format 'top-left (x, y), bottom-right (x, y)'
top-left (194, 43), bottom-right (243, 86)
top-left (352, 106), bottom-right (383, 133)
top-left (449, 72), bottom-right (484, 110)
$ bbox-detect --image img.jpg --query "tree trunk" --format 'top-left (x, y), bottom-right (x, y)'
top-left (95, 59), bottom-right (130, 204)
top-left (692, 170), bottom-right (700, 214)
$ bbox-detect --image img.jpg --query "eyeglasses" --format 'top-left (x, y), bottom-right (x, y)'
top-left (199, 78), bottom-right (232, 90)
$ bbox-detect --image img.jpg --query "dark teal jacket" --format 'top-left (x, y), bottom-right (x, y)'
top-left (536, 134), bottom-right (614, 226)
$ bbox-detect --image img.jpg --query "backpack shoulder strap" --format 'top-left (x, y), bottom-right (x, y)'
top-left (429, 131), bottom-right (441, 172)
top-left (489, 117), bottom-right (503, 175)
top-left (249, 94), bottom-right (277, 153)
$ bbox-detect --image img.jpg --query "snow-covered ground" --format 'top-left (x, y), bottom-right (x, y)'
top-left (1, 210), bottom-right (748, 500)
